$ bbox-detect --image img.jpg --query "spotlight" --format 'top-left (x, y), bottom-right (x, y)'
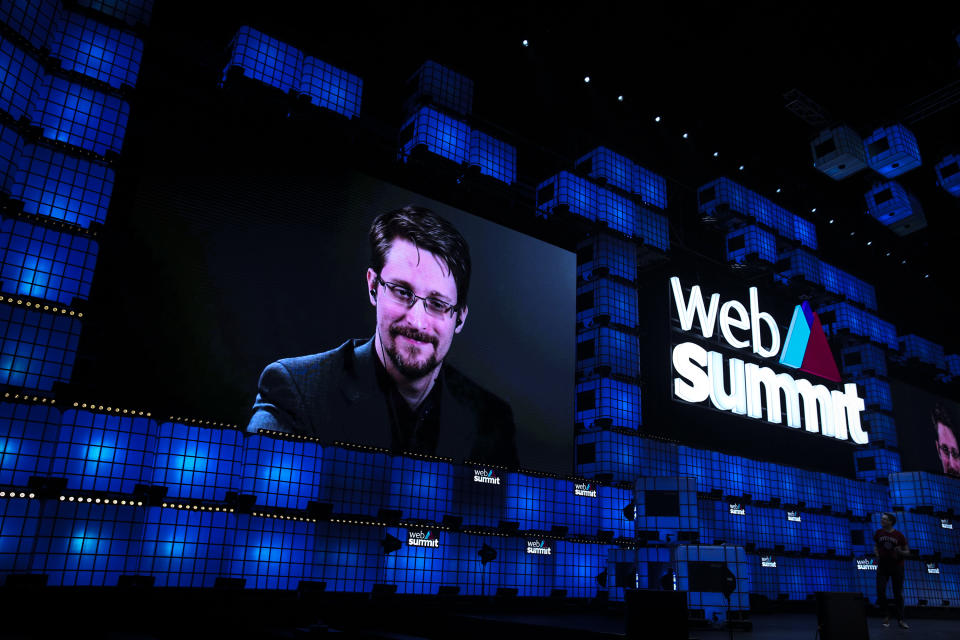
top-left (850, 231), bottom-right (855, 236)
top-left (738, 165), bottom-right (744, 171)
top-left (584, 76), bottom-right (590, 84)
top-left (713, 152), bottom-right (719, 157)
top-left (776, 188), bottom-right (781, 193)
top-left (829, 219), bottom-right (834, 224)
top-left (924, 274), bottom-right (929, 279)
top-left (811, 207), bottom-right (817, 213)
top-left (522, 39), bottom-right (529, 47)
top-left (654, 116), bottom-right (661, 122)
top-left (867, 241), bottom-right (872, 246)
top-left (617, 95), bottom-right (624, 102)
top-left (682, 133), bottom-right (688, 139)
top-left (901, 260), bottom-right (907, 265)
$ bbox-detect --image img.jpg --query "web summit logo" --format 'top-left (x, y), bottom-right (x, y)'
top-left (856, 557), bottom-right (878, 571)
top-left (670, 277), bottom-right (868, 444)
top-left (407, 530), bottom-right (440, 548)
top-left (574, 482), bottom-right (597, 498)
top-left (526, 540), bottom-right (552, 555)
top-left (473, 469), bottom-right (501, 485)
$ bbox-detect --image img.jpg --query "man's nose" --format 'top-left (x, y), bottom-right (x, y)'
top-left (405, 298), bottom-right (431, 329)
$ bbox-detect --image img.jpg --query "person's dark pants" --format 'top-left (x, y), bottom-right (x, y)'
top-left (876, 563), bottom-right (905, 620)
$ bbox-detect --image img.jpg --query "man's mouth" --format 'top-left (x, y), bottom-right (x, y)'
top-left (391, 327), bottom-right (437, 348)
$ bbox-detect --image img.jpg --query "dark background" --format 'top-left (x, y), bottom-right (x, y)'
top-left (891, 379), bottom-right (960, 476)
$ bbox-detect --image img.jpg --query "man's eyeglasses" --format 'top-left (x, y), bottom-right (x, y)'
top-left (376, 275), bottom-right (458, 317)
top-left (938, 444), bottom-right (960, 460)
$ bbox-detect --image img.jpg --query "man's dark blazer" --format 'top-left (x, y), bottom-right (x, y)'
top-left (248, 338), bottom-right (519, 466)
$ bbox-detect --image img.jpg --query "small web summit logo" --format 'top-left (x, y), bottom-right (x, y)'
top-left (779, 301), bottom-right (841, 382)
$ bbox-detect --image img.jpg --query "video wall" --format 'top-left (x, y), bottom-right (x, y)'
top-left (892, 380), bottom-right (960, 478)
top-left (75, 171), bottom-right (576, 474)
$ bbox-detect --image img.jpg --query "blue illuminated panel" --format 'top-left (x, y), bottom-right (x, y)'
top-left (948, 354), bottom-right (960, 378)
top-left (576, 147), bottom-right (633, 192)
top-left (698, 179), bottom-right (816, 249)
top-left (380, 525), bottom-right (445, 594)
top-left (854, 447), bottom-right (901, 482)
top-left (0, 402), bottom-right (58, 486)
top-left (554, 540), bottom-right (606, 598)
top-left (51, 410), bottom-right (155, 493)
top-left (50, 11), bottom-right (144, 88)
top-left (0, 123), bottom-right (23, 193)
top-left (637, 205), bottom-right (669, 249)
top-left (0, 33), bottom-right (42, 120)
top-left (227, 514), bottom-right (315, 589)
top-left (775, 249), bottom-right (819, 285)
top-left (576, 326), bottom-right (639, 379)
top-left (634, 165), bottom-right (668, 209)
top-left (407, 60), bottom-right (473, 116)
top-left (468, 129), bottom-right (517, 184)
top-left (32, 76), bottom-right (130, 154)
top-left (898, 334), bottom-right (946, 370)
top-left (935, 154), bottom-right (960, 197)
top-left (698, 178), bottom-right (750, 217)
top-left (576, 277), bottom-right (638, 328)
top-left (856, 376), bottom-right (894, 418)
top-left (862, 412), bottom-right (897, 447)
top-left (598, 188), bottom-right (635, 236)
top-left (889, 471), bottom-right (960, 513)
top-left (450, 465), bottom-right (505, 528)
top-left (575, 429), bottom-right (642, 482)
top-left (776, 250), bottom-right (877, 310)
top-left (577, 234), bottom-right (636, 282)
top-left (316, 446), bottom-right (389, 518)
top-left (0, 496), bottom-right (43, 581)
top-left (552, 479), bottom-right (602, 537)
top-left (240, 433), bottom-right (323, 510)
top-left (676, 545), bottom-right (750, 619)
top-left (386, 455), bottom-right (452, 522)
top-left (575, 378), bottom-right (641, 430)
top-left (400, 105), bottom-right (470, 165)
top-left (31, 500), bottom-right (144, 586)
top-left (0, 0), bottom-right (58, 50)
top-left (11, 142), bottom-right (115, 227)
top-left (865, 181), bottom-right (919, 225)
top-left (864, 124), bottom-right (922, 178)
top-left (138, 507), bottom-right (229, 587)
top-left (313, 520), bottom-right (380, 593)
top-left (820, 302), bottom-right (898, 350)
top-left (503, 473), bottom-right (556, 531)
top-left (634, 477), bottom-right (697, 539)
top-left (0, 303), bottom-right (81, 391)
top-left (75, 0), bottom-right (154, 26)
top-left (811, 125), bottom-right (868, 180)
top-left (899, 511), bottom-right (960, 559)
top-left (152, 423), bottom-right (242, 502)
top-left (224, 26), bottom-right (302, 93)
top-left (537, 171), bottom-right (601, 221)
top-left (300, 56), bottom-right (362, 118)
top-left (498, 536), bottom-right (553, 597)
top-left (0, 218), bottom-right (99, 304)
top-left (726, 225), bottom-right (776, 264)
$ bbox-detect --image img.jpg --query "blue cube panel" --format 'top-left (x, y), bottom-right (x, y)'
top-left (899, 334), bottom-right (946, 370)
top-left (400, 105), bottom-right (471, 165)
top-left (811, 125), bottom-right (868, 180)
top-left (575, 378), bottom-right (641, 430)
top-left (575, 429), bottom-right (642, 482)
top-left (0, 123), bottom-right (23, 193)
top-left (11, 142), bottom-right (115, 227)
top-left (300, 56), bottom-right (362, 118)
top-left (380, 525), bottom-right (447, 594)
top-left (634, 165), bottom-right (668, 209)
top-left (865, 124), bottom-right (922, 178)
top-left (385, 455), bottom-right (452, 522)
top-left (0, 0), bottom-right (59, 50)
top-left (0, 496), bottom-right (43, 582)
top-left (854, 447), bottom-right (901, 482)
top-left (820, 302), bottom-right (898, 350)
top-left (468, 129), bottom-right (516, 184)
top-left (576, 326), bottom-right (640, 379)
top-left (935, 154), bottom-right (960, 197)
top-left (0, 402), bottom-right (59, 486)
top-left (865, 181), bottom-right (916, 225)
top-left (598, 188), bottom-right (635, 237)
top-left (537, 171), bottom-right (601, 221)
top-left (137, 506), bottom-right (230, 587)
top-left (408, 60), bottom-right (473, 116)
top-left (698, 178), bottom-right (750, 217)
top-left (0, 303), bottom-right (81, 391)
top-left (50, 10), bottom-right (144, 89)
top-left (577, 234), bottom-right (636, 282)
top-left (226, 514), bottom-right (316, 590)
top-left (240, 433), bottom-right (323, 510)
top-left (313, 520), bottom-right (381, 593)
top-left (0, 218), bottom-right (99, 304)
top-left (75, 0), bottom-right (154, 26)
top-left (576, 147), bottom-right (633, 192)
top-left (576, 277), bottom-right (638, 328)
top-left (553, 539), bottom-right (606, 598)
top-left (31, 499), bottom-right (145, 586)
top-left (31, 76), bottom-right (130, 154)
top-left (0, 33), bottom-right (42, 120)
top-left (224, 26), bottom-right (302, 93)
top-left (726, 225), bottom-right (776, 264)
top-left (316, 446), bottom-right (389, 518)
top-left (51, 410), bottom-right (156, 493)
top-left (152, 423), bottom-right (242, 502)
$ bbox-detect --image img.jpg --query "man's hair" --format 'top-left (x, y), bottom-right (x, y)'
top-left (933, 405), bottom-right (956, 439)
top-left (369, 206), bottom-right (471, 308)
top-left (882, 512), bottom-right (896, 525)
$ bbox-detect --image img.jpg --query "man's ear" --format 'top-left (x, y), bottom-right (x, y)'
top-left (454, 305), bottom-right (468, 334)
top-left (366, 269), bottom-right (379, 307)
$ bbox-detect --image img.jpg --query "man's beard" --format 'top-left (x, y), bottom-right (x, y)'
top-left (387, 325), bottom-right (441, 380)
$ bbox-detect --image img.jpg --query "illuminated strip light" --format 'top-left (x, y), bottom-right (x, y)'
top-left (2, 296), bottom-right (82, 316)
top-left (58, 495), bottom-right (143, 506)
top-left (161, 502), bottom-right (233, 513)
top-left (0, 490), bottom-right (37, 499)
top-left (71, 401), bottom-right (149, 417)
top-left (171, 416), bottom-right (240, 430)
top-left (3, 392), bottom-right (56, 403)
top-left (250, 511), bottom-right (317, 522)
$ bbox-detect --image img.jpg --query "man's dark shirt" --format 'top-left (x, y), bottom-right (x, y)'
top-left (248, 338), bottom-right (519, 466)
top-left (874, 528), bottom-right (907, 568)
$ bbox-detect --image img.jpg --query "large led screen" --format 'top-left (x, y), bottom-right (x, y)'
top-left (75, 171), bottom-right (576, 474)
top-left (891, 380), bottom-right (960, 478)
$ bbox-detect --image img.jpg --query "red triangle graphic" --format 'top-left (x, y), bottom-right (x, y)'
top-left (800, 313), bottom-right (841, 382)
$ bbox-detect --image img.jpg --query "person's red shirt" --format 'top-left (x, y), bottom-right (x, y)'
top-left (874, 528), bottom-right (907, 567)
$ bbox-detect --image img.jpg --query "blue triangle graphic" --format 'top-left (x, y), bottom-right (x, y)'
top-left (779, 305), bottom-right (810, 369)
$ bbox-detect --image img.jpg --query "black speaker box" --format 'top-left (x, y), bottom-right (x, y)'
top-left (816, 592), bottom-right (868, 640)
top-left (625, 589), bottom-right (688, 640)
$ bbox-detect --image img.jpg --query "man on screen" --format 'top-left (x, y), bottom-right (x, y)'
top-left (933, 405), bottom-right (960, 477)
top-left (247, 206), bottom-right (519, 466)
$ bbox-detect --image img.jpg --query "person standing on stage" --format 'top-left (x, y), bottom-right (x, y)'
top-left (874, 512), bottom-right (910, 629)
